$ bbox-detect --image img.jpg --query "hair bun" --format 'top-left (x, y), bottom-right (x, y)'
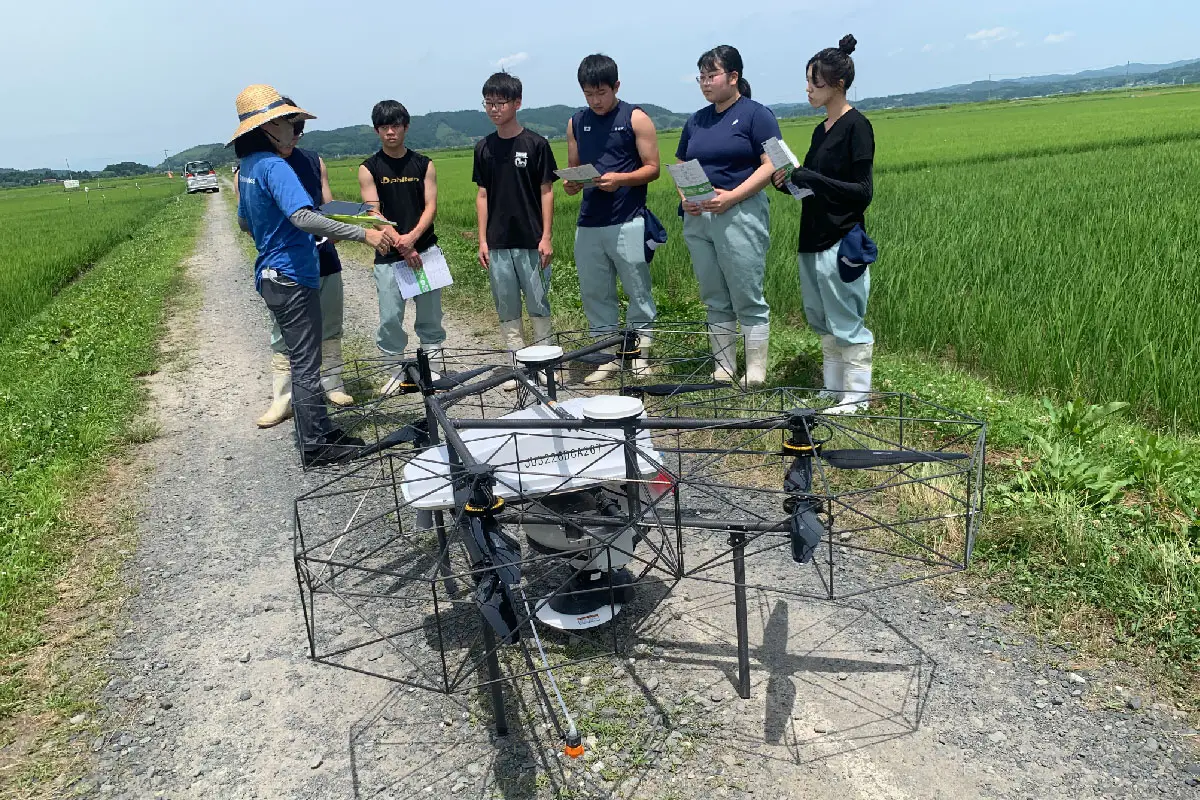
top-left (838, 34), bottom-right (857, 55)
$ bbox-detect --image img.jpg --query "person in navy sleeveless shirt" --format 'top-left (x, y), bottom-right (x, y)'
top-left (675, 46), bottom-right (781, 387)
top-left (563, 54), bottom-right (662, 383)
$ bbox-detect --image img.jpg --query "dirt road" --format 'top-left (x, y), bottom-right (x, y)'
top-left (79, 194), bottom-right (1198, 799)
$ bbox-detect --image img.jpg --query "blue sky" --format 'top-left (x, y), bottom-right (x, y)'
top-left (1, 0), bottom-right (1195, 170)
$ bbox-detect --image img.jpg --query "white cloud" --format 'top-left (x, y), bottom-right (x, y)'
top-left (921, 43), bottom-right (935, 53)
top-left (886, 47), bottom-right (904, 57)
top-left (495, 52), bottom-right (529, 70)
top-left (966, 27), bottom-right (1019, 44)
top-left (1044, 31), bottom-right (1075, 45)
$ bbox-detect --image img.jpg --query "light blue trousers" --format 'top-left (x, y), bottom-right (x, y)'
top-left (489, 248), bottom-right (551, 323)
top-left (574, 218), bottom-right (657, 334)
top-left (373, 262), bottom-right (447, 356)
top-left (798, 243), bottom-right (873, 346)
top-left (270, 271), bottom-right (343, 353)
top-left (682, 191), bottom-right (771, 329)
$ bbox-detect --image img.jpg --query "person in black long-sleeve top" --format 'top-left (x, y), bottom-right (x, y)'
top-left (773, 34), bottom-right (876, 412)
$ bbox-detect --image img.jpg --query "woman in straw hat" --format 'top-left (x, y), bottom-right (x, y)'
top-left (231, 84), bottom-right (395, 466)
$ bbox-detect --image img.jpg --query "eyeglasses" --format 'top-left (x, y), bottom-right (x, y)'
top-left (482, 100), bottom-right (512, 110)
top-left (696, 71), bottom-right (728, 85)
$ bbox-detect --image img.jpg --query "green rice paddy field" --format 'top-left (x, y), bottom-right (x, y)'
top-left (326, 87), bottom-right (1200, 429)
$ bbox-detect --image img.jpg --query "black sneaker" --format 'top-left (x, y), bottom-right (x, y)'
top-left (303, 430), bottom-right (366, 467)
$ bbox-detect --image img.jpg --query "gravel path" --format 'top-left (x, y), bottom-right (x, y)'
top-left (80, 194), bottom-right (1198, 799)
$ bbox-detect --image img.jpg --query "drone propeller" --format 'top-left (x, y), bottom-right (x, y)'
top-left (621, 382), bottom-right (731, 397)
top-left (789, 502), bottom-right (824, 564)
top-left (428, 365), bottom-right (500, 391)
top-left (349, 421), bottom-right (428, 459)
top-left (821, 449), bottom-right (969, 470)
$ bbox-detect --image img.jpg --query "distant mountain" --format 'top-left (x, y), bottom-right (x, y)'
top-left (158, 103), bottom-right (692, 170)
top-left (769, 58), bottom-right (1200, 119)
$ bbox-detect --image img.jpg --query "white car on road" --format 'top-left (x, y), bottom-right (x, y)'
top-left (184, 160), bottom-right (219, 194)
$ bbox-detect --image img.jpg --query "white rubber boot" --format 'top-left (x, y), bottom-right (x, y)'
top-left (708, 324), bottom-right (737, 383)
top-left (420, 345), bottom-right (443, 382)
top-left (817, 334), bottom-right (844, 402)
top-left (500, 319), bottom-right (526, 391)
top-left (632, 330), bottom-right (653, 374)
top-left (828, 342), bottom-right (873, 414)
top-left (743, 324), bottom-right (770, 387)
top-left (529, 315), bottom-right (554, 345)
top-left (320, 339), bottom-right (354, 407)
top-left (584, 350), bottom-right (620, 385)
top-left (256, 352), bottom-right (293, 428)
top-left (380, 358), bottom-right (410, 397)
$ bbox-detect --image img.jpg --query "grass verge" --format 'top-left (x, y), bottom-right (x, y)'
top-left (0, 194), bottom-right (206, 734)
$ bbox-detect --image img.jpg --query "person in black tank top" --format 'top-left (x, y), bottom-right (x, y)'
top-left (359, 100), bottom-right (448, 394)
top-left (772, 35), bottom-right (876, 413)
top-left (564, 54), bottom-right (663, 383)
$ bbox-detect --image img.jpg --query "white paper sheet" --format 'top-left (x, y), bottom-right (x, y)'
top-left (554, 164), bottom-right (602, 185)
top-left (667, 160), bottom-right (717, 203)
top-left (393, 245), bottom-right (454, 300)
top-left (763, 137), bottom-right (813, 200)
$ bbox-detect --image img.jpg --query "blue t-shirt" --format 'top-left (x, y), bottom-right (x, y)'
top-left (236, 151), bottom-right (319, 290)
top-left (674, 96), bottom-right (781, 191)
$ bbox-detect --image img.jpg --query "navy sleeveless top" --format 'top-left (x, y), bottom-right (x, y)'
top-left (572, 101), bottom-right (646, 228)
top-left (285, 147), bottom-right (342, 276)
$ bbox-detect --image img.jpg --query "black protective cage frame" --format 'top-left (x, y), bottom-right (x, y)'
top-left (292, 328), bottom-right (986, 736)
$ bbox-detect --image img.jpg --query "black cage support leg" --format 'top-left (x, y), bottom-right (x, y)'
top-left (731, 531), bottom-right (751, 699)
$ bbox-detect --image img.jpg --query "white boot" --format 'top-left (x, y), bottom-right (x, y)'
top-left (256, 352), bottom-right (293, 428)
top-left (500, 319), bottom-right (526, 391)
top-left (380, 358), bottom-right (411, 397)
top-left (817, 334), bottom-right (844, 402)
top-left (708, 324), bottom-right (737, 382)
top-left (583, 349), bottom-right (620, 385)
top-left (828, 342), bottom-right (873, 414)
top-left (632, 330), bottom-right (653, 374)
top-left (320, 339), bottom-right (354, 407)
top-left (743, 324), bottom-right (770, 387)
top-left (529, 315), bottom-right (554, 345)
top-left (420, 345), bottom-right (443, 382)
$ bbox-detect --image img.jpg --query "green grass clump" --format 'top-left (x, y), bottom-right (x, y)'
top-left (0, 194), bottom-right (205, 717)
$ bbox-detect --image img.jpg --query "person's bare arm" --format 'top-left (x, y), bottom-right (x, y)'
top-left (396, 161), bottom-right (438, 268)
top-left (562, 118), bottom-right (583, 196)
top-left (594, 108), bottom-right (660, 192)
top-left (476, 187), bottom-right (490, 268)
top-left (699, 154), bottom-right (775, 214)
top-left (538, 183), bottom-right (554, 267)
top-left (356, 164), bottom-right (398, 251)
top-left (318, 158), bottom-right (334, 205)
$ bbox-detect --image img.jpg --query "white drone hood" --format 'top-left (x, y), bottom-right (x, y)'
top-left (401, 396), bottom-right (661, 511)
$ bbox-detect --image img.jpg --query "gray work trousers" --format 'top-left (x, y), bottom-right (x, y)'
top-left (259, 277), bottom-right (334, 449)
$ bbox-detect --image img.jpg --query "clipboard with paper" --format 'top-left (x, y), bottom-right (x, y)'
top-left (762, 138), bottom-right (814, 201)
top-left (393, 245), bottom-right (454, 300)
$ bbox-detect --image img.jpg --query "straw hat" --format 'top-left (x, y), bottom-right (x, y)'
top-left (228, 84), bottom-right (315, 144)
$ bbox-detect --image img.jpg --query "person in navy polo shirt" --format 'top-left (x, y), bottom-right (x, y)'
top-left (231, 85), bottom-right (394, 465)
top-left (563, 54), bottom-right (662, 383)
top-left (676, 45), bottom-right (781, 387)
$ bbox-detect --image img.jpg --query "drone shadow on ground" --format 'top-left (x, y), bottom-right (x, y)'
top-left (635, 583), bottom-right (936, 767)
top-left (343, 581), bottom-right (934, 800)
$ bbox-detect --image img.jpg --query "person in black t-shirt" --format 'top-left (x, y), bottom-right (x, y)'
top-left (472, 72), bottom-right (559, 387)
top-left (773, 34), bottom-right (876, 413)
top-left (359, 100), bottom-right (449, 395)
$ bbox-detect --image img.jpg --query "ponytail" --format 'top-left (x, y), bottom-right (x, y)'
top-left (737, 77), bottom-right (751, 99)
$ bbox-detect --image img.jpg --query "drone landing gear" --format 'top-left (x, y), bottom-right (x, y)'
top-left (536, 568), bottom-right (635, 630)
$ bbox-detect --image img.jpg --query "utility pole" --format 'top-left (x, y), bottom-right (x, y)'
top-left (163, 148), bottom-right (170, 171)
top-left (65, 158), bottom-right (71, 179)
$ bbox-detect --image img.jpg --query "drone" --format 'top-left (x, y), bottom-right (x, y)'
top-left (291, 326), bottom-right (987, 758)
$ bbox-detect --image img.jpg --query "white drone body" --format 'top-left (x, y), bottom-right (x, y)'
top-left (402, 384), bottom-right (662, 631)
